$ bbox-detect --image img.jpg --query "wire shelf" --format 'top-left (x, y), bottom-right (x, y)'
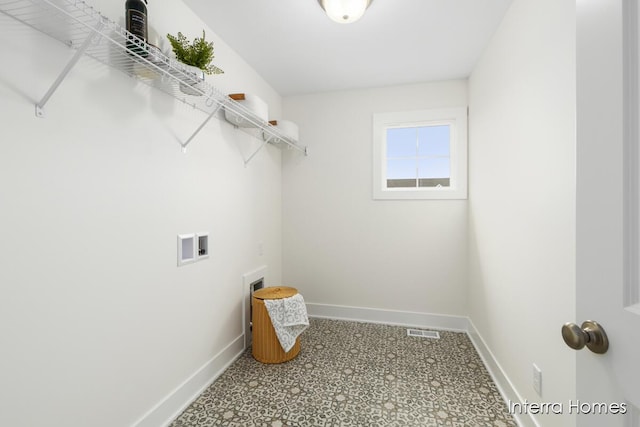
top-left (0, 0), bottom-right (306, 160)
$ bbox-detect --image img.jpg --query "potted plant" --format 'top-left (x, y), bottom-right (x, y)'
top-left (166, 30), bottom-right (224, 96)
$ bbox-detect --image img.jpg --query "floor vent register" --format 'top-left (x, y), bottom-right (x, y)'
top-left (406, 329), bottom-right (440, 339)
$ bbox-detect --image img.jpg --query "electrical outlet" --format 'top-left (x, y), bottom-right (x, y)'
top-left (532, 364), bottom-right (542, 396)
top-left (258, 242), bottom-right (264, 256)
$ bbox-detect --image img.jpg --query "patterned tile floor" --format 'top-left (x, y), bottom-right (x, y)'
top-left (170, 318), bottom-right (517, 427)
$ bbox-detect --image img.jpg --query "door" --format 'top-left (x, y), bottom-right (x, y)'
top-left (576, 0), bottom-right (640, 425)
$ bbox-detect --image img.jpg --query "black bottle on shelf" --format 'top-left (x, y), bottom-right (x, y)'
top-left (126, 0), bottom-right (148, 57)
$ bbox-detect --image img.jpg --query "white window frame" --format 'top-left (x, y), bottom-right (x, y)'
top-left (372, 107), bottom-right (468, 200)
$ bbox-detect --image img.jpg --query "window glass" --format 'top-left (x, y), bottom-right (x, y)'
top-left (418, 125), bottom-right (450, 157)
top-left (387, 158), bottom-right (416, 179)
top-left (386, 128), bottom-right (416, 157)
top-left (387, 159), bottom-right (416, 187)
top-left (418, 158), bottom-right (450, 187)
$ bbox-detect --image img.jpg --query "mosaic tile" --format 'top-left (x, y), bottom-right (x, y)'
top-left (170, 318), bottom-right (516, 426)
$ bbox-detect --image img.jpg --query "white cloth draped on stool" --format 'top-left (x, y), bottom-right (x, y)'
top-left (263, 293), bottom-right (309, 352)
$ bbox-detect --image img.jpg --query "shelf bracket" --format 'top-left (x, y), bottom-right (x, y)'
top-left (244, 135), bottom-right (273, 167)
top-left (180, 103), bottom-right (223, 153)
top-left (35, 19), bottom-right (105, 118)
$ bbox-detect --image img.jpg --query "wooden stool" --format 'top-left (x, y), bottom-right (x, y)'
top-left (252, 286), bottom-right (301, 364)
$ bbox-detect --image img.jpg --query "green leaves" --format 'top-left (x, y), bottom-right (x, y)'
top-left (166, 30), bottom-right (224, 75)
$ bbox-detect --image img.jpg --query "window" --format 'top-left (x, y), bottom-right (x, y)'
top-left (373, 108), bottom-right (467, 200)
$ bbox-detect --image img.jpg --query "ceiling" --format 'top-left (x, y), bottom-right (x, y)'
top-left (182, 0), bottom-right (514, 96)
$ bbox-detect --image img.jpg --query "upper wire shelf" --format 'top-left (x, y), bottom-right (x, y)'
top-left (0, 0), bottom-right (307, 161)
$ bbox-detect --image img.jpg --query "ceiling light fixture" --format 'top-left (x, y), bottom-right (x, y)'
top-left (317, 0), bottom-right (373, 24)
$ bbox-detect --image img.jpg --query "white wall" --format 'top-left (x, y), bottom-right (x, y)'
top-left (0, 2), bottom-right (283, 426)
top-left (282, 81), bottom-right (468, 318)
top-left (467, 0), bottom-right (576, 425)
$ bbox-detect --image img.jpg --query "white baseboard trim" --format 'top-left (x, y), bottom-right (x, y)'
top-left (466, 319), bottom-right (540, 427)
top-left (132, 334), bottom-right (245, 427)
top-left (306, 302), bottom-right (469, 332)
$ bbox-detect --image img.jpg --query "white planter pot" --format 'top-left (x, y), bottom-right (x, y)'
top-left (178, 64), bottom-right (206, 96)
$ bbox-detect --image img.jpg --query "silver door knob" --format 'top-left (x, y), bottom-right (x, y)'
top-left (561, 320), bottom-right (609, 354)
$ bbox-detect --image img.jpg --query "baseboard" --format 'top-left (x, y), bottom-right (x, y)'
top-left (306, 302), bottom-right (469, 331)
top-left (132, 334), bottom-right (245, 427)
top-left (466, 319), bottom-right (540, 427)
